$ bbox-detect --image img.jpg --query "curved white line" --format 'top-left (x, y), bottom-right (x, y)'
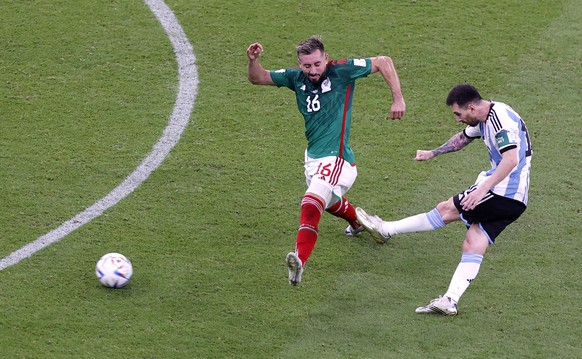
top-left (0, 0), bottom-right (198, 271)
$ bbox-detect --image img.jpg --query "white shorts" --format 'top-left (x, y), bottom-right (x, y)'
top-left (304, 151), bottom-right (358, 208)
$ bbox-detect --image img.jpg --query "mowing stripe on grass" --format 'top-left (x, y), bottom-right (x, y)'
top-left (0, 0), bottom-right (198, 271)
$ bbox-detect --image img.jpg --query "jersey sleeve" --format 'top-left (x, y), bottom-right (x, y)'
top-left (269, 68), bottom-right (298, 90)
top-left (464, 125), bottom-right (481, 139)
top-left (332, 58), bottom-right (372, 81)
top-left (493, 105), bottom-right (521, 153)
top-left (495, 129), bottom-right (518, 153)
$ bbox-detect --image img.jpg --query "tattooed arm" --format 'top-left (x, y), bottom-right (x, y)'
top-left (415, 131), bottom-right (474, 161)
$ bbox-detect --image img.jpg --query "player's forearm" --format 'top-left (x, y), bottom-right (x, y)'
top-left (431, 132), bottom-right (473, 157)
top-left (479, 149), bottom-right (518, 191)
top-left (247, 59), bottom-right (267, 84)
top-left (377, 56), bottom-right (404, 103)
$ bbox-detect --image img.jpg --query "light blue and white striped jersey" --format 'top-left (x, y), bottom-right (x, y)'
top-left (464, 101), bottom-right (532, 205)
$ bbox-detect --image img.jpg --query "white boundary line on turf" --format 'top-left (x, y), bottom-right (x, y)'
top-left (0, 0), bottom-right (198, 271)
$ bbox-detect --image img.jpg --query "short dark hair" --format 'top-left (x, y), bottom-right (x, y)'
top-left (296, 35), bottom-right (324, 57)
top-left (446, 84), bottom-right (483, 107)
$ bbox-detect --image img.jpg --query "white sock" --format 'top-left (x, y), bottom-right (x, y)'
top-left (381, 208), bottom-right (445, 236)
top-left (444, 253), bottom-right (483, 303)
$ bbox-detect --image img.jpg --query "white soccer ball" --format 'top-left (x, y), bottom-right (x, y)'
top-left (95, 253), bottom-right (133, 288)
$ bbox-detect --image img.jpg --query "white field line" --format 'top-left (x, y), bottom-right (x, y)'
top-left (0, 0), bottom-right (198, 271)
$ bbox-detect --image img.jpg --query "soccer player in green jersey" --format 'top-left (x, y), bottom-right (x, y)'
top-left (247, 35), bottom-right (406, 286)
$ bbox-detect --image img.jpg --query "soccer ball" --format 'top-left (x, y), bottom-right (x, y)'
top-left (95, 253), bottom-right (133, 288)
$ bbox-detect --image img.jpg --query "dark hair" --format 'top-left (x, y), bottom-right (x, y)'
top-left (296, 35), bottom-right (324, 57)
top-left (446, 84), bottom-right (483, 107)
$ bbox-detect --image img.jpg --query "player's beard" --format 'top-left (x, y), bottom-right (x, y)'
top-left (462, 118), bottom-right (479, 127)
top-left (308, 73), bottom-right (323, 85)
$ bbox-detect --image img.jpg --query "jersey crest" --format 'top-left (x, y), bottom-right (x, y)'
top-left (321, 78), bottom-right (331, 93)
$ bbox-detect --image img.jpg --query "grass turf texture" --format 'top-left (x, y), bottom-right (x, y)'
top-left (1, 0), bottom-right (581, 357)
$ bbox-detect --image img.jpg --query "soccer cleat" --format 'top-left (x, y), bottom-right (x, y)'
top-left (286, 252), bottom-right (303, 286)
top-left (415, 296), bottom-right (458, 316)
top-left (344, 224), bottom-right (365, 237)
top-left (355, 207), bottom-right (391, 244)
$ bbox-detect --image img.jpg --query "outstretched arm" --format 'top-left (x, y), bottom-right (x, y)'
top-left (247, 43), bottom-right (275, 85)
top-left (370, 56), bottom-right (406, 119)
top-left (415, 131), bottom-right (474, 161)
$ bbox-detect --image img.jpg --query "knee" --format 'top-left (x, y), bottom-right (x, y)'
top-left (307, 178), bottom-right (333, 208)
top-left (435, 198), bottom-right (459, 223)
top-left (462, 225), bottom-right (489, 255)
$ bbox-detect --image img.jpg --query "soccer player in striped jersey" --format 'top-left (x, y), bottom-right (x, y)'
top-left (246, 36), bottom-right (406, 286)
top-left (357, 84), bottom-right (532, 315)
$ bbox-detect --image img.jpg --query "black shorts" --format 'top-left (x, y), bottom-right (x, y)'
top-left (453, 186), bottom-right (526, 244)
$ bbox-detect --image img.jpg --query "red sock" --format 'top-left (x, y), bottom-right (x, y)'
top-left (326, 197), bottom-right (360, 229)
top-left (295, 195), bottom-right (324, 264)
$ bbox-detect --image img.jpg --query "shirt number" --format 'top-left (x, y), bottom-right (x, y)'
top-left (306, 95), bottom-right (321, 113)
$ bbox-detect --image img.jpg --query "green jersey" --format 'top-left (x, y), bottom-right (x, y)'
top-left (270, 58), bottom-right (372, 164)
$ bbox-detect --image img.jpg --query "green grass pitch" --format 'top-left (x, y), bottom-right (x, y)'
top-left (0, 0), bottom-right (580, 357)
